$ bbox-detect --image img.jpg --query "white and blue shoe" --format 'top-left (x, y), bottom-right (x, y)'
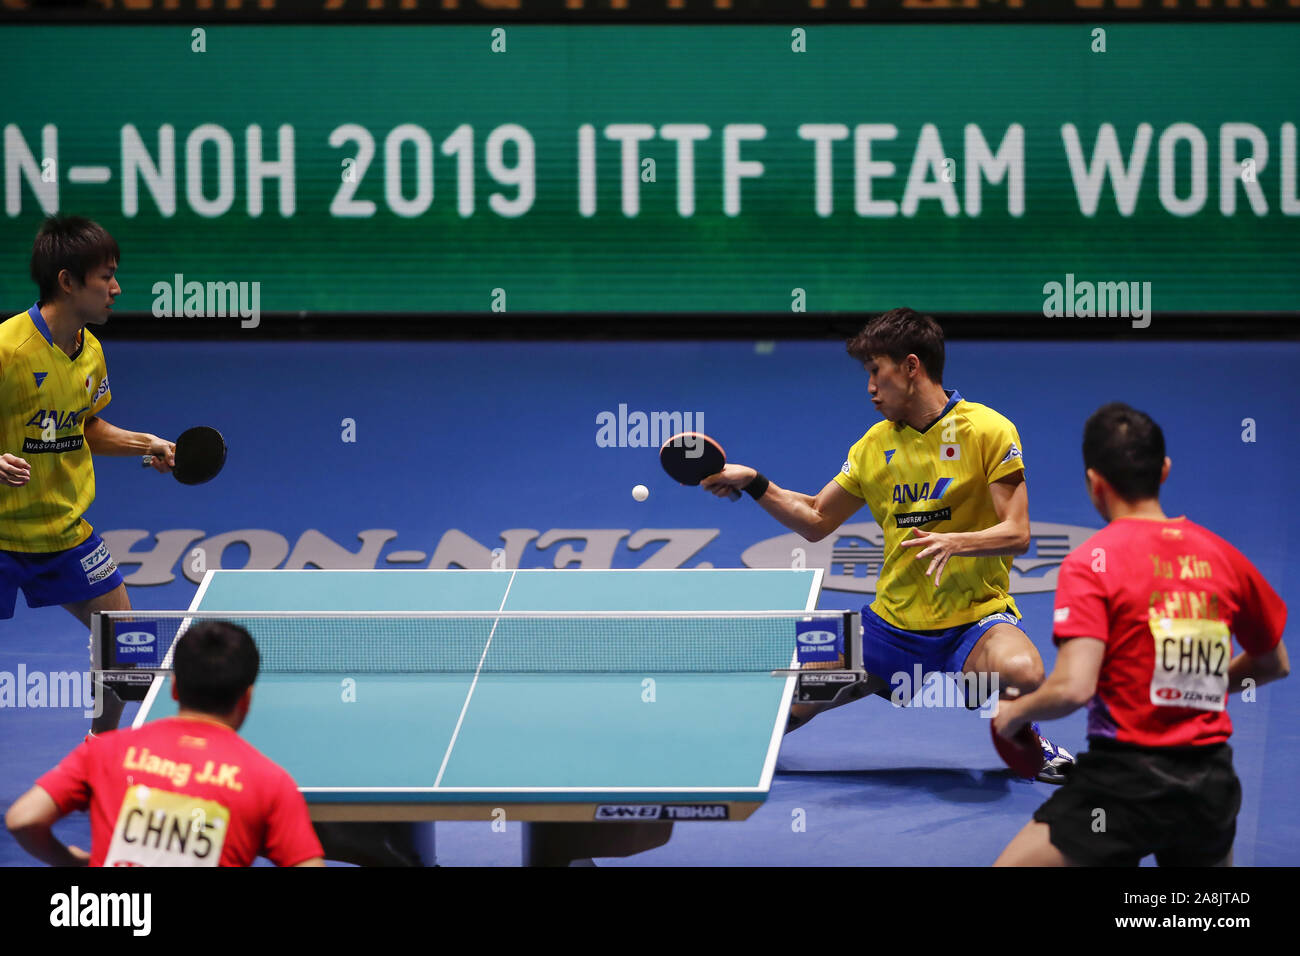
top-left (1031, 723), bottom-right (1075, 785)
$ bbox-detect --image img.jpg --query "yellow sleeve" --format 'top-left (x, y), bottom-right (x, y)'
top-left (832, 434), bottom-right (868, 500)
top-left (89, 351), bottom-right (111, 417)
top-left (983, 413), bottom-right (1025, 484)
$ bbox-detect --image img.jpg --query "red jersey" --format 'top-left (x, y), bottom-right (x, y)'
top-left (37, 716), bottom-right (324, 867)
top-left (1052, 516), bottom-right (1286, 748)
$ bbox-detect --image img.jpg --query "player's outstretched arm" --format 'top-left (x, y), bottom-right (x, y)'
top-left (702, 467), bottom-right (863, 542)
top-left (1, 452), bottom-right (31, 487)
top-left (993, 636), bottom-right (1105, 740)
top-left (953, 471), bottom-right (1032, 557)
top-left (83, 416), bottom-right (175, 472)
top-left (4, 786), bottom-right (89, 867)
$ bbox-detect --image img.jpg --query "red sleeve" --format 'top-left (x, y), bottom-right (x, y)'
top-left (35, 739), bottom-right (94, 813)
top-left (1224, 548), bottom-right (1287, 655)
top-left (1052, 550), bottom-right (1110, 644)
top-left (262, 771), bottom-right (325, 867)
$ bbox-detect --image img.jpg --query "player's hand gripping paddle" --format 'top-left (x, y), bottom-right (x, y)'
top-left (143, 426), bottom-right (227, 485)
top-left (992, 721), bottom-right (1041, 779)
top-left (659, 432), bottom-right (741, 501)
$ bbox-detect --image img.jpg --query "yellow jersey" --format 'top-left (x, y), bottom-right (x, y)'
top-left (833, 389), bottom-right (1025, 630)
top-left (0, 305), bottom-right (112, 552)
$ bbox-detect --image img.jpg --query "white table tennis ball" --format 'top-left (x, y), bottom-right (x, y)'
top-left (632, 484), bottom-right (649, 502)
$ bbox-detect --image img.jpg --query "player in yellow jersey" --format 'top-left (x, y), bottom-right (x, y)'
top-left (702, 308), bottom-right (1074, 783)
top-left (1, 216), bottom-right (177, 733)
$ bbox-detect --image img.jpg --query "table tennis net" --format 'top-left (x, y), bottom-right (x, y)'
top-left (94, 611), bottom-right (851, 674)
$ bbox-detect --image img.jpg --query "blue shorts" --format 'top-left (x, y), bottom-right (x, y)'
top-left (0, 533), bottom-right (124, 620)
top-left (861, 604), bottom-right (1025, 706)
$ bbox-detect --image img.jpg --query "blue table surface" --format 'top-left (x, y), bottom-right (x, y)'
top-left (135, 569), bottom-right (823, 803)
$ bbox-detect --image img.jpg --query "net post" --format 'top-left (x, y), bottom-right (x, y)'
top-left (843, 610), bottom-right (861, 672)
top-left (90, 611), bottom-right (102, 674)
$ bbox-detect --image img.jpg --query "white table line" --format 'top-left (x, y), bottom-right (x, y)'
top-left (432, 570), bottom-right (517, 788)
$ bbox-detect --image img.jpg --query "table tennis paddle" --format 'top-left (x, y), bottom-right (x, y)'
top-left (659, 432), bottom-right (741, 501)
top-left (143, 426), bottom-right (227, 485)
top-left (991, 721), bottom-right (1041, 779)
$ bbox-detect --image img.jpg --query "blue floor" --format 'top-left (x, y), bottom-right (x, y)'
top-left (2, 338), bottom-right (1297, 865)
top-left (4, 617), bottom-right (1289, 866)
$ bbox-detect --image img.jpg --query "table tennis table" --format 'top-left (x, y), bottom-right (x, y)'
top-left (113, 567), bottom-right (827, 865)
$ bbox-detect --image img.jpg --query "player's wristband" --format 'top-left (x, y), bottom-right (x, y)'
top-left (743, 473), bottom-right (770, 500)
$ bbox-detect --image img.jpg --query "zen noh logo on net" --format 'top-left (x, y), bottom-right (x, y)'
top-left (115, 624), bottom-right (160, 665)
top-left (795, 620), bottom-right (841, 664)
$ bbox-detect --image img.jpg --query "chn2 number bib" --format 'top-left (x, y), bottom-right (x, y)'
top-left (1148, 614), bottom-right (1230, 712)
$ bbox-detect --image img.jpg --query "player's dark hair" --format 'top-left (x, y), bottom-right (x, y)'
top-left (1082, 402), bottom-right (1166, 502)
top-left (173, 621), bottom-right (260, 715)
top-left (846, 308), bottom-right (945, 383)
top-left (29, 215), bottom-right (120, 306)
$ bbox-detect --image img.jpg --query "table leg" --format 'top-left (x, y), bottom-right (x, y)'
top-left (314, 821), bottom-right (433, 867)
top-left (90, 681), bottom-right (125, 734)
top-left (521, 822), bottom-right (673, 867)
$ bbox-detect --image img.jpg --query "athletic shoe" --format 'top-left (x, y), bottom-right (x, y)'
top-left (1032, 723), bottom-right (1075, 785)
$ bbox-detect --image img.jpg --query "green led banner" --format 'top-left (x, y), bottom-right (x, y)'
top-left (7, 1), bottom-right (1300, 24)
top-left (1, 25), bottom-right (1297, 314)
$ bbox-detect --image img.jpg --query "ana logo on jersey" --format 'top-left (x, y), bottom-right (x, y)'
top-left (892, 478), bottom-right (953, 504)
top-left (25, 407), bottom-right (92, 430)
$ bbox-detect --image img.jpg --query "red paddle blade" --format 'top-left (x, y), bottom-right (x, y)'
top-left (172, 426), bottom-right (227, 485)
top-left (658, 431), bottom-right (726, 485)
top-left (992, 721), bottom-right (1041, 779)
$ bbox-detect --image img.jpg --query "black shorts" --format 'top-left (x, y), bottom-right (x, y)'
top-left (1033, 737), bottom-right (1241, 867)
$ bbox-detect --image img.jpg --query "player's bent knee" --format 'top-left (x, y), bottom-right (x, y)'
top-left (998, 653), bottom-right (1044, 694)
